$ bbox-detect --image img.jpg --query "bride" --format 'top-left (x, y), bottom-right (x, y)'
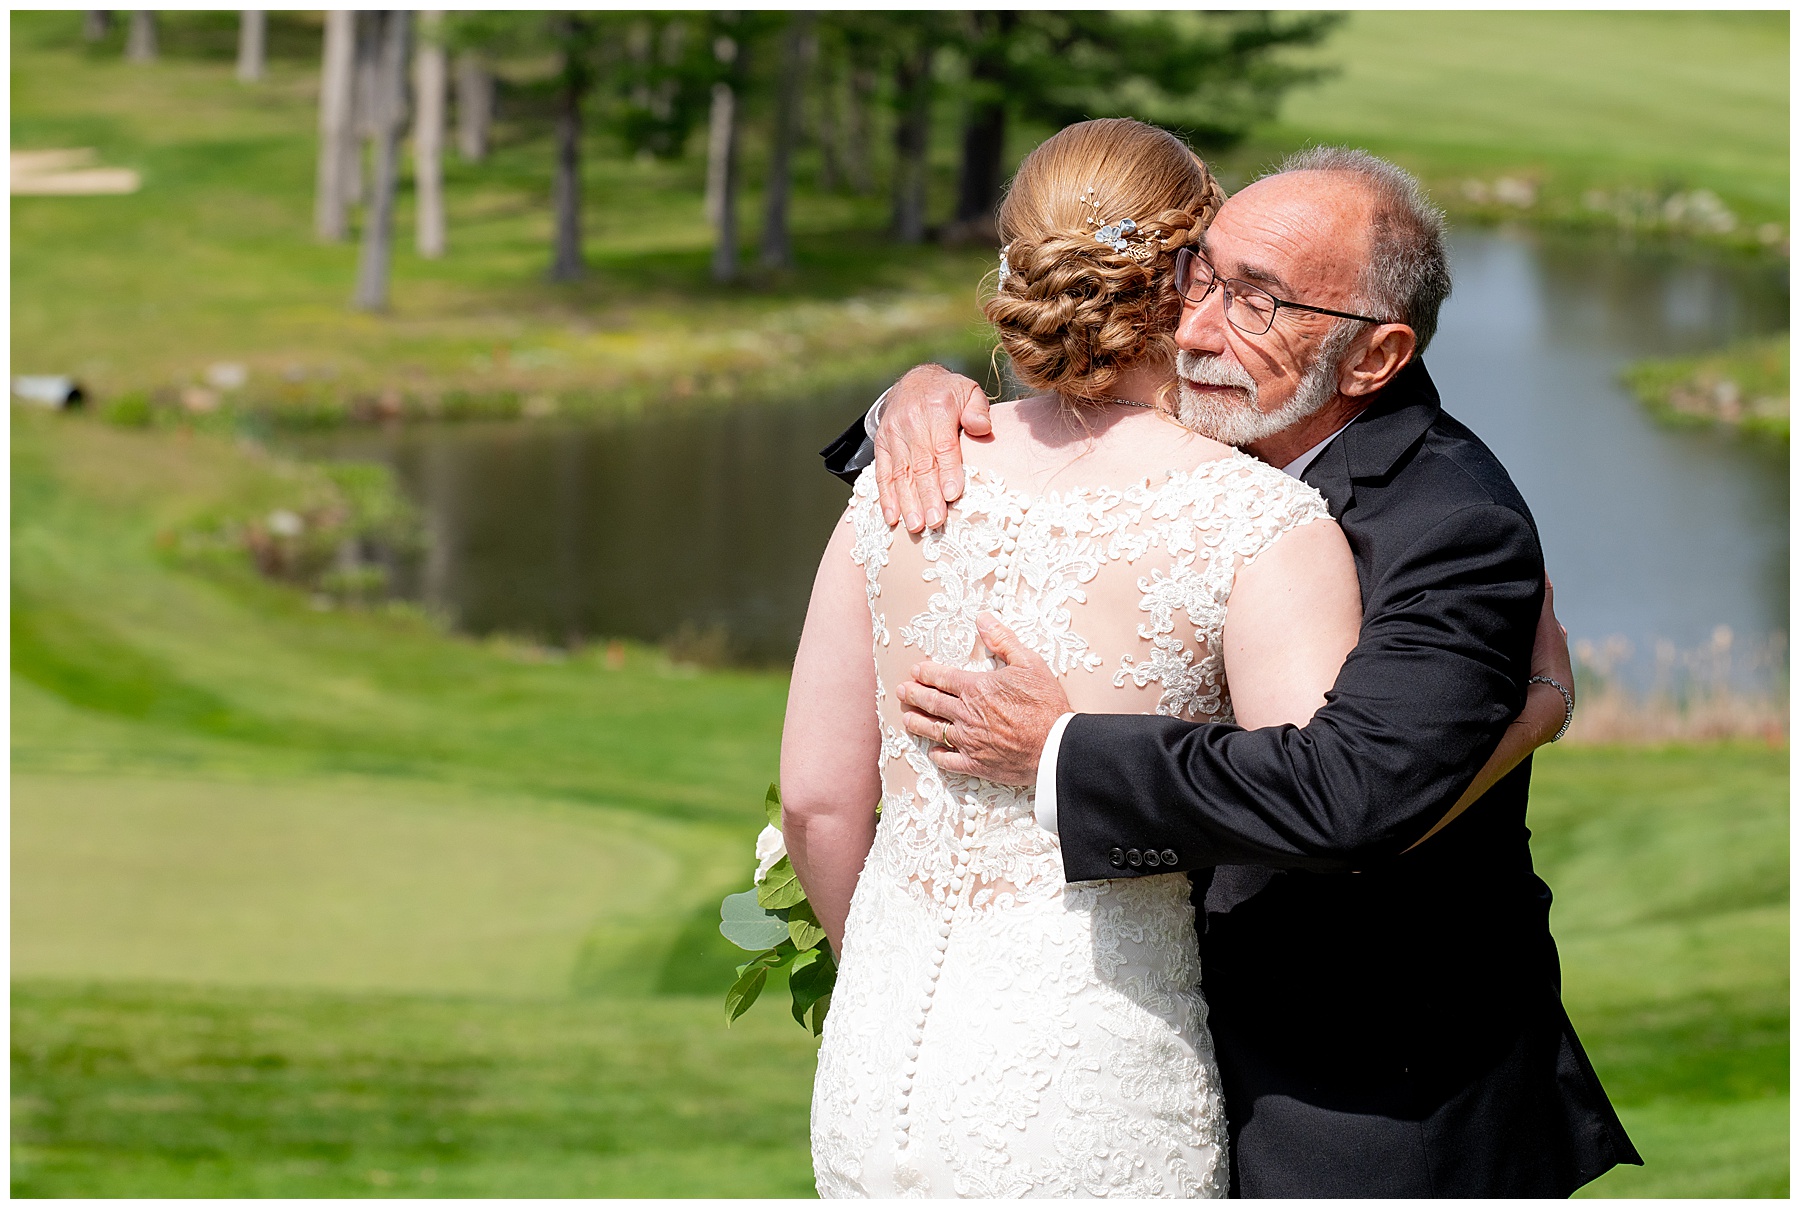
top-left (779, 119), bottom-right (1362, 1198)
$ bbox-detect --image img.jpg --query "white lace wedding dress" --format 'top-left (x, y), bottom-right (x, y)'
top-left (810, 452), bottom-right (1330, 1199)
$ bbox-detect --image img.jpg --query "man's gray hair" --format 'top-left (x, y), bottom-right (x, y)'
top-left (1269, 146), bottom-right (1452, 354)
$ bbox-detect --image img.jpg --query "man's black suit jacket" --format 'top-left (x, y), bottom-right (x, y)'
top-left (822, 360), bottom-right (1640, 1197)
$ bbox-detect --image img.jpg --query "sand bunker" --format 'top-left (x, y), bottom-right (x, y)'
top-left (12, 148), bottom-right (140, 195)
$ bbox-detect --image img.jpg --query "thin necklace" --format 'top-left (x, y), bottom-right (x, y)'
top-left (1058, 394), bottom-right (1159, 412)
top-left (1036, 394), bottom-right (1188, 485)
top-left (1086, 395), bottom-right (1189, 430)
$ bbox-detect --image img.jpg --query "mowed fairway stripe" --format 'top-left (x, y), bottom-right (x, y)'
top-left (11, 774), bottom-right (730, 997)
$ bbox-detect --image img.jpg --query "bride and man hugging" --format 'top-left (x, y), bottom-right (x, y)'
top-left (779, 118), bottom-right (1640, 1198)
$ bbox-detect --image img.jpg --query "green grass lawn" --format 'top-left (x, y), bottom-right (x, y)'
top-left (11, 411), bottom-right (1789, 1195)
top-left (11, 773), bottom-right (698, 997)
top-left (12, 984), bottom-right (819, 1198)
top-left (1242, 10), bottom-right (1788, 232)
top-left (1537, 747), bottom-right (1790, 1197)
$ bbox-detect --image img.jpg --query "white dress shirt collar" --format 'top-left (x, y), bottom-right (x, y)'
top-left (1280, 420), bottom-right (1354, 480)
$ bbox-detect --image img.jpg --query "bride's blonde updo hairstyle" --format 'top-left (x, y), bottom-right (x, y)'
top-left (985, 118), bottom-right (1225, 405)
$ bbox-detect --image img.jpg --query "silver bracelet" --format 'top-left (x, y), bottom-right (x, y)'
top-left (1528, 675), bottom-right (1575, 743)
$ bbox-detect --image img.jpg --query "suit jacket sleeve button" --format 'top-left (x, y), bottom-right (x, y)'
top-left (1160, 849), bottom-right (1178, 866)
top-left (1126, 848), bottom-right (1143, 867)
top-left (1143, 849), bottom-right (1161, 867)
top-left (1108, 847), bottom-right (1126, 868)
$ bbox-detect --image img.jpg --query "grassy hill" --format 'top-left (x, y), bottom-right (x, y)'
top-left (1251, 10), bottom-right (1788, 226)
top-left (11, 411), bottom-right (1788, 1196)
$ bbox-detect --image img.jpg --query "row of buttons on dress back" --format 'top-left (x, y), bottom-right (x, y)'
top-left (893, 505), bottom-right (1016, 1150)
top-left (989, 523), bottom-right (1021, 604)
top-left (1109, 846), bottom-right (1179, 869)
top-left (894, 809), bottom-right (978, 1151)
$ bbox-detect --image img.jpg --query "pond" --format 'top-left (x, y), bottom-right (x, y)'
top-left (297, 228), bottom-right (1789, 682)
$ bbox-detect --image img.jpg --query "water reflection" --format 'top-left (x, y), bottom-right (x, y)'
top-left (332, 389), bottom-right (886, 663)
top-left (1433, 228), bottom-right (1787, 678)
top-left (297, 229), bottom-right (1788, 676)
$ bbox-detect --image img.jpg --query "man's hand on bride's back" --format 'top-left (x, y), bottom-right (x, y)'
top-left (896, 615), bottom-right (1069, 785)
top-left (875, 364), bottom-right (991, 533)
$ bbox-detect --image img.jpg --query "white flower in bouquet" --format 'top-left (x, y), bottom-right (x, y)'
top-left (753, 823), bottom-right (787, 884)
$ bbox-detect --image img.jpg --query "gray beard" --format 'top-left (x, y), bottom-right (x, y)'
top-left (1175, 320), bottom-right (1360, 447)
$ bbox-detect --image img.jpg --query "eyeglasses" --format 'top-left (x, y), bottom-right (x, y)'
top-left (1173, 247), bottom-right (1393, 336)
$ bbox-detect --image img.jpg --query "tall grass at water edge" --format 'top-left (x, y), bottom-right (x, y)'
top-left (1565, 626), bottom-right (1787, 746)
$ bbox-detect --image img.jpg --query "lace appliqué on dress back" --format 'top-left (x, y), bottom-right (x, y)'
top-left (815, 455), bottom-right (1330, 1199)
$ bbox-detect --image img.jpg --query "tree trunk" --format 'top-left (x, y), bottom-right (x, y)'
top-left (547, 17), bottom-right (590, 283)
top-left (453, 52), bottom-right (492, 162)
top-left (845, 63), bottom-right (875, 196)
top-left (348, 11), bottom-right (385, 208)
top-left (236, 10), bottom-right (265, 83)
top-left (812, 30), bottom-right (840, 192)
top-left (353, 10), bottom-right (411, 312)
top-left (703, 79), bottom-right (729, 229)
top-left (948, 102), bottom-right (1005, 243)
top-left (548, 87), bottom-right (583, 281)
top-left (83, 11), bottom-right (112, 42)
top-left (706, 34), bottom-right (744, 284)
top-left (125, 11), bottom-right (157, 62)
top-left (890, 48), bottom-right (932, 245)
top-left (412, 11), bottom-right (446, 258)
top-left (314, 9), bottom-right (357, 241)
top-left (948, 13), bottom-right (1014, 244)
top-left (760, 13), bottom-right (812, 270)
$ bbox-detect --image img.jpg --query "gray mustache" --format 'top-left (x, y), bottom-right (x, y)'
top-left (1176, 351), bottom-right (1257, 395)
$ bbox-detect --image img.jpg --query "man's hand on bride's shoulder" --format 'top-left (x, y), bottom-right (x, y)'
top-left (874, 364), bottom-right (991, 533)
top-left (896, 615), bottom-right (1069, 785)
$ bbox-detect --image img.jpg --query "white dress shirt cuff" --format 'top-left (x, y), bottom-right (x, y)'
top-left (1033, 712), bottom-right (1078, 835)
top-left (864, 386), bottom-right (893, 439)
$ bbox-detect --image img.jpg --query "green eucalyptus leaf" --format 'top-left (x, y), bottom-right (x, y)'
top-left (788, 955), bottom-right (819, 1027)
top-left (724, 964), bottom-right (768, 1025)
top-left (757, 856), bottom-right (806, 910)
top-left (724, 942), bottom-right (802, 1026)
top-left (720, 889), bottom-right (790, 950)
top-left (788, 944), bottom-right (837, 1028)
top-left (764, 782), bottom-right (782, 829)
top-left (786, 899), bottom-right (826, 951)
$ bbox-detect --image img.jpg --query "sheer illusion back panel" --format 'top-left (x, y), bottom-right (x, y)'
top-left (852, 453), bottom-right (1333, 873)
top-left (808, 452), bottom-right (1329, 1198)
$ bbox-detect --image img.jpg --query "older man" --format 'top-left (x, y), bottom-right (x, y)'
top-left (820, 148), bottom-right (1640, 1196)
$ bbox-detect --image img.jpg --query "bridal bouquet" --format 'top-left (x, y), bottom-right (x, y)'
top-left (720, 784), bottom-right (836, 1036)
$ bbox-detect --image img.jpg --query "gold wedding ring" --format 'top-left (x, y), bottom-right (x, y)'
top-left (939, 721), bottom-right (954, 750)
